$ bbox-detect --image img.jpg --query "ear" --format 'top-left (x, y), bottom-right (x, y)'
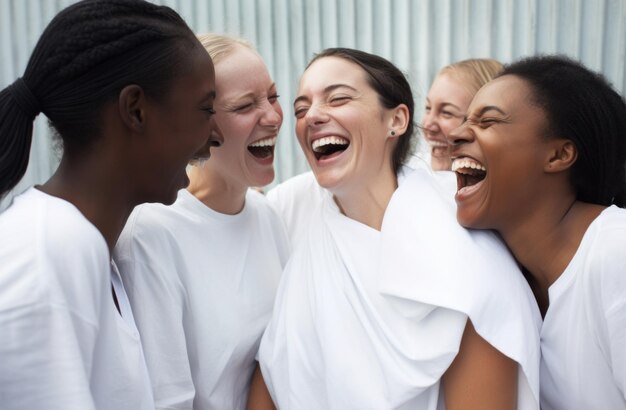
top-left (544, 139), bottom-right (577, 173)
top-left (386, 103), bottom-right (410, 139)
top-left (118, 85), bottom-right (146, 133)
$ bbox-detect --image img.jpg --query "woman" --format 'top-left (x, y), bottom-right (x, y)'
top-left (420, 59), bottom-right (502, 171)
top-left (114, 34), bottom-right (289, 410)
top-left (0, 1), bottom-right (221, 409)
top-left (256, 48), bottom-right (541, 409)
top-left (447, 55), bottom-right (626, 410)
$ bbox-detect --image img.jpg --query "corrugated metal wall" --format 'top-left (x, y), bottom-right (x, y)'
top-left (2, 0), bottom-right (625, 208)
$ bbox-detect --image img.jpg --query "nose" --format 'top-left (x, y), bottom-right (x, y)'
top-left (259, 99), bottom-right (283, 128)
top-left (304, 103), bottom-right (330, 127)
top-left (447, 122), bottom-right (472, 147)
top-left (210, 117), bottom-right (224, 146)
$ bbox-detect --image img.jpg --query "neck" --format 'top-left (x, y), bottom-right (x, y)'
top-left (186, 165), bottom-right (247, 215)
top-left (333, 165), bottom-right (398, 231)
top-left (499, 196), bottom-right (604, 315)
top-left (40, 156), bottom-right (135, 254)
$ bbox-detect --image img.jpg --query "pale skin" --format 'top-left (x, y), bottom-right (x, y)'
top-left (248, 57), bottom-right (519, 409)
top-left (188, 45), bottom-right (282, 214)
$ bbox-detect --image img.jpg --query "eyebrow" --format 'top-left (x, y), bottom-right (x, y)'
top-left (293, 83), bottom-right (358, 106)
top-left (473, 105), bottom-right (507, 117)
top-left (424, 98), bottom-right (463, 112)
top-left (222, 83), bottom-right (278, 104)
top-left (200, 90), bottom-right (217, 102)
top-left (441, 102), bottom-right (463, 111)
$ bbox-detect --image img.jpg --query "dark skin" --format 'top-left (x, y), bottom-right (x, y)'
top-left (40, 85), bottom-right (150, 253)
top-left (443, 320), bottom-right (517, 409)
top-left (448, 75), bottom-right (606, 317)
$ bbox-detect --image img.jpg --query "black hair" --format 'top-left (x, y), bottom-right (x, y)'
top-left (308, 48), bottom-right (415, 176)
top-left (0, 0), bottom-right (200, 197)
top-left (499, 55), bottom-right (626, 207)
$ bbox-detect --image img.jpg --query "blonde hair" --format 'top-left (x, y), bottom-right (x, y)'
top-left (195, 33), bottom-right (254, 63)
top-left (439, 58), bottom-right (503, 95)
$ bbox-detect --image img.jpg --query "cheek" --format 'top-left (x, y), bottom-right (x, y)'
top-left (274, 102), bottom-right (285, 124)
top-left (295, 119), bottom-right (308, 148)
top-left (440, 118), bottom-right (463, 136)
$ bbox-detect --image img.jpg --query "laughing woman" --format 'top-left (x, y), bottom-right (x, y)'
top-left (113, 34), bottom-right (289, 409)
top-left (256, 48), bottom-right (541, 409)
top-left (448, 56), bottom-right (626, 410)
top-left (420, 59), bottom-right (502, 171)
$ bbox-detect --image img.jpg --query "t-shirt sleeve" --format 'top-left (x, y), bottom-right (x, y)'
top-left (114, 210), bottom-right (195, 409)
top-left (0, 302), bottom-right (100, 409)
top-left (0, 228), bottom-right (105, 409)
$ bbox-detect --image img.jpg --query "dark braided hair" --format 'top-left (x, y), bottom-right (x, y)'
top-left (308, 48), bottom-right (416, 176)
top-left (499, 56), bottom-right (626, 207)
top-left (0, 0), bottom-right (201, 197)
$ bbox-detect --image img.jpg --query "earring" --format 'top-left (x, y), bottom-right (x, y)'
top-left (389, 130), bottom-right (396, 136)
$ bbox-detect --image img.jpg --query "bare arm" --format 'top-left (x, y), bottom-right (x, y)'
top-left (247, 364), bottom-right (276, 410)
top-left (443, 319), bottom-right (518, 409)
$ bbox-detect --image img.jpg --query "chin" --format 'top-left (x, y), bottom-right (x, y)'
top-left (250, 169), bottom-right (275, 188)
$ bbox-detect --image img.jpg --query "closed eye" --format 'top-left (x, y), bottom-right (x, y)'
top-left (234, 103), bottom-right (253, 112)
top-left (294, 106), bottom-right (309, 119)
top-left (268, 94), bottom-right (280, 103)
top-left (329, 95), bottom-right (352, 105)
top-left (202, 107), bottom-right (216, 117)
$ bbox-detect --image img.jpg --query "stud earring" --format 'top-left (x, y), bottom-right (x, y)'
top-left (389, 130), bottom-right (396, 136)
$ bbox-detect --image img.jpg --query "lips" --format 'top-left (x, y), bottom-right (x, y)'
top-left (190, 132), bottom-right (223, 163)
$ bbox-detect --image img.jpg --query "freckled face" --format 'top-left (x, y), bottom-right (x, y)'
top-left (208, 46), bottom-right (283, 189)
top-left (137, 46), bottom-right (220, 205)
top-left (448, 75), bottom-right (553, 230)
top-left (421, 73), bottom-right (473, 171)
top-left (293, 56), bottom-right (396, 195)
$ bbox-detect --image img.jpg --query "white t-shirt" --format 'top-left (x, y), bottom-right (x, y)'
top-left (0, 188), bottom-right (154, 410)
top-left (267, 171), bottom-right (324, 246)
top-left (114, 188), bottom-right (290, 410)
top-left (260, 169), bottom-right (541, 409)
top-left (540, 205), bottom-right (626, 410)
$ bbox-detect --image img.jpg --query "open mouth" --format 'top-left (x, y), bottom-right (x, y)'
top-left (451, 158), bottom-right (487, 192)
top-left (248, 136), bottom-right (277, 159)
top-left (191, 137), bottom-right (223, 163)
top-left (428, 139), bottom-right (449, 158)
top-left (311, 136), bottom-right (349, 160)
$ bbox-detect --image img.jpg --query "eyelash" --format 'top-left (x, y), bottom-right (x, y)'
top-left (202, 107), bottom-right (216, 116)
top-left (329, 95), bottom-right (351, 105)
top-left (294, 107), bottom-right (308, 118)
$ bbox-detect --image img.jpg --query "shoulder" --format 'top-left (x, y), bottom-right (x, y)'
top-left (0, 189), bottom-right (109, 317)
top-left (267, 172), bottom-right (321, 208)
top-left (114, 201), bottom-right (182, 262)
top-left (579, 207), bottom-right (626, 308)
top-left (245, 189), bottom-right (291, 253)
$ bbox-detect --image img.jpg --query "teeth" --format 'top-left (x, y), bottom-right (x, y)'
top-left (311, 136), bottom-right (349, 152)
top-left (428, 140), bottom-right (448, 148)
top-left (249, 136), bottom-right (277, 148)
top-left (451, 158), bottom-right (486, 172)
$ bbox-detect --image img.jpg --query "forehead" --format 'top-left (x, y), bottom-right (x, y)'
top-left (174, 47), bottom-right (215, 92)
top-left (299, 56), bottom-right (370, 92)
top-left (469, 75), bottom-right (536, 114)
top-left (428, 73), bottom-right (473, 104)
top-left (213, 46), bottom-right (271, 91)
